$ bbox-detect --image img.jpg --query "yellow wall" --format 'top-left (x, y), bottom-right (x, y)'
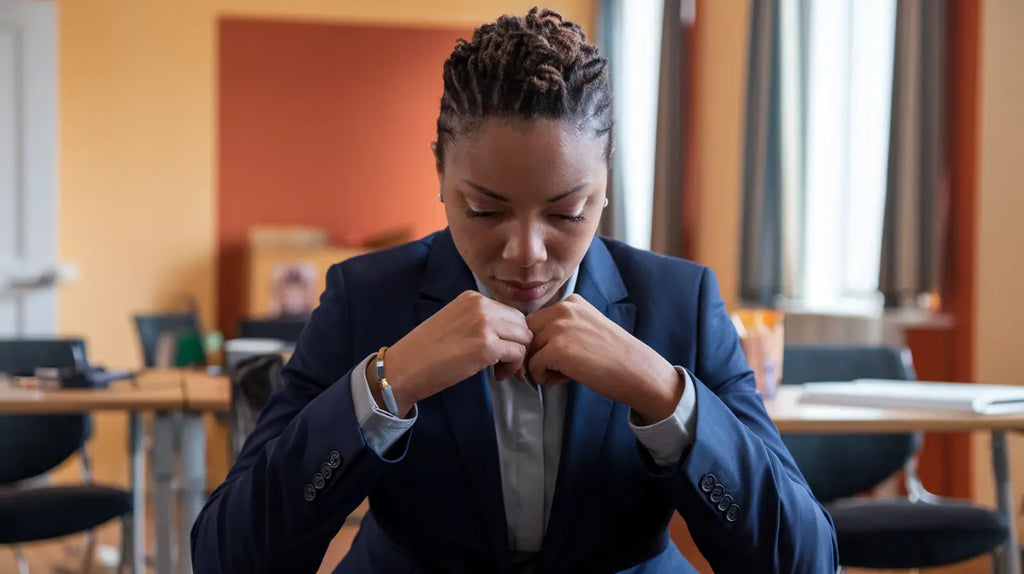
top-left (970, 0), bottom-right (1024, 537)
top-left (55, 0), bottom-right (592, 486)
top-left (691, 0), bottom-right (749, 308)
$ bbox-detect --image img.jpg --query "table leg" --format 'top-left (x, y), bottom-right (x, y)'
top-left (991, 431), bottom-right (1020, 574)
top-left (179, 412), bottom-right (207, 574)
top-left (152, 412), bottom-right (176, 574)
top-left (129, 412), bottom-right (146, 574)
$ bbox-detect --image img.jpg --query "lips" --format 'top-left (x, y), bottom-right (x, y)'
top-left (495, 279), bottom-right (553, 302)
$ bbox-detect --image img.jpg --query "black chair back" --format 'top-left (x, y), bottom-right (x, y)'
top-left (0, 339), bottom-right (87, 377)
top-left (0, 416), bottom-right (87, 485)
top-left (780, 345), bottom-right (920, 503)
top-left (133, 312), bottom-right (202, 367)
top-left (229, 354), bottom-right (286, 458)
top-left (0, 339), bottom-right (90, 485)
top-left (238, 317), bottom-right (306, 344)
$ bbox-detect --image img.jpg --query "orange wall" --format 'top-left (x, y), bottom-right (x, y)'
top-left (217, 18), bottom-right (460, 334)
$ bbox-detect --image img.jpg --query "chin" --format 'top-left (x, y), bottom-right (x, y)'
top-left (499, 292), bottom-right (558, 315)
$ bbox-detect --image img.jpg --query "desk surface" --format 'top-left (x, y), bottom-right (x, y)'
top-left (0, 369), bottom-right (222, 414)
top-left (181, 372), bottom-right (231, 411)
top-left (768, 386), bottom-right (1024, 433)
top-left (6, 372), bottom-right (1024, 433)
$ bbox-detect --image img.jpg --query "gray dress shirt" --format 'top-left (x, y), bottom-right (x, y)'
top-left (350, 267), bottom-right (697, 557)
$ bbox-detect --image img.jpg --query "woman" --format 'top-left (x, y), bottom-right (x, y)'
top-left (192, 8), bottom-right (837, 573)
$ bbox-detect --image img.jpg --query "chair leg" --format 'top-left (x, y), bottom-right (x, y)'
top-left (119, 513), bottom-right (134, 574)
top-left (12, 544), bottom-right (28, 574)
top-left (81, 528), bottom-right (97, 574)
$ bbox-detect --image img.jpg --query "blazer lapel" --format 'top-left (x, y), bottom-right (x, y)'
top-left (418, 230), bottom-right (510, 571)
top-left (537, 238), bottom-right (636, 572)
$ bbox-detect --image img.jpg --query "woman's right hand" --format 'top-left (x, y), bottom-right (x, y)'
top-left (370, 291), bottom-right (533, 415)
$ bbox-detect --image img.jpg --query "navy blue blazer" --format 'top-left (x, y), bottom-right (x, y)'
top-left (191, 229), bottom-right (838, 573)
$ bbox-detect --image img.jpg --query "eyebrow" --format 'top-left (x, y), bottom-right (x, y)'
top-left (462, 179), bottom-right (589, 203)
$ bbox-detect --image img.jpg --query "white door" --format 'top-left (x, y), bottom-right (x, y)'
top-left (0, 0), bottom-right (58, 337)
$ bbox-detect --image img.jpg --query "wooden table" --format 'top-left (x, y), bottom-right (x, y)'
top-left (767, 386), bottom-right (1024, 574)
top-left (0, 376), bottom-right (184, 413)
top-left (0, 369), bottom-right (229, 574)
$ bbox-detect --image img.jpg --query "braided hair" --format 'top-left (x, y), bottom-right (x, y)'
top-left (436, 7), bottom-right (614, 165)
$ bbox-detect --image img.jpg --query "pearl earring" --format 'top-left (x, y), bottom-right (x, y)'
top-left (603, 197), bottom-right (609, 208)
top-left (438, 193), bottom-right (444, 203)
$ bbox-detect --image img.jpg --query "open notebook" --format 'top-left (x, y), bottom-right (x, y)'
top-left (799, 380), bottom-right (1024, 415)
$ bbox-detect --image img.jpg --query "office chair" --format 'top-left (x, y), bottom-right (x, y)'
top-left (133, 311), bottom-right (204, 367)
top-left (238, 316), bottom-right (307, 344)
top-left (0, 339), bottom-right (132, 574)
top-left (228, 353), bottom-right (286, 459)
top-left (781, 345), bottom-right (1008, 569)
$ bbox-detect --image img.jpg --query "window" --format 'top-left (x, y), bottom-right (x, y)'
top-left (800, 0), bottom-right (897, 309)
top-left (610, 0), bottom-right (663, 251)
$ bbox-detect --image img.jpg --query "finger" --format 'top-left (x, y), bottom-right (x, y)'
top-left (482, 296), bottom-right (533, 324)
top-left (525, 303), bottom-right (561, 333)
top-left (494, 361), bottom-right (516, 382)
top-left (492, 315), bottom-right (534, 347)
top-left (527, 343), bottom-right (570, 385)
top-left (526, 319), bottom-right (558, 357)
top-left (492, 337), bottom-right (527, 381)
top-left (492, 338), bottom-right (527, 369)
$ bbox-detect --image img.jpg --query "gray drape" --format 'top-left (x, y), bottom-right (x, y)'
top-left (740, 0), bottom-right (803, 306)
top-left (879, 0), bottom-right (949, 307)
top-left (650, 0), bottom-right (687, 257)
top-left (596, 0), bottom-right (627, 241)
top-left (597, 1), bottom-right (691, 256)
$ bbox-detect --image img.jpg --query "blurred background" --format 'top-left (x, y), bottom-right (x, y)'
top-left (0, 0), bottom-right (1021, 572)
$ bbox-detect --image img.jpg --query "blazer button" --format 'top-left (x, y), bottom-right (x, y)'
top-left (717, 494), bottom-right (733, 512)
top-left (320, 463), bottom-right (333, 480)
top-left (313, 472), bottom-right (325, 490)
top-left (328, 451), bottom-right (342, 469)
top-left (303, 484), bottom-right (316, 502)
top-left (726, 504), bottom-right (740, 522)
top-left (700, 474), bottom-right (716, 493)
top-left (710, 484), bottom-right (726, 503)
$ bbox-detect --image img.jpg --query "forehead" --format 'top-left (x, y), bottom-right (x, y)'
top-left (447, 119), bottom-right (606, 194)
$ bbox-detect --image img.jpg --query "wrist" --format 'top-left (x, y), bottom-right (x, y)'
top-left (368, 343), bottom-right (415, 415)
top-left (629, 360), bottom-right (683, 424)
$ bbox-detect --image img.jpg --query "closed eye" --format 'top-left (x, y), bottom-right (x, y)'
top-left (554, 213), bottom-right (587, 223)
top-left (465, 208), bottom-right (502, 219)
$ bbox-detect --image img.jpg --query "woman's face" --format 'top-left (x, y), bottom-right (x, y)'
top-left (437, 118), bottom-right (608, 314)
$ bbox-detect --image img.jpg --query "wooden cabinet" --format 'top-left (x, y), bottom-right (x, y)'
top-left (244, 245), bottom-right (366, 318)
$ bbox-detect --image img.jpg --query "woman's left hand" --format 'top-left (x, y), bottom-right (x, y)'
top-left (526, 294), bottom-right (684, 423)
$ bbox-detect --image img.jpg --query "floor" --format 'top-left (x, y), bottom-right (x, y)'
top-left (0, 508), bottom-right (993, 574)
top-left (0, 509), bottom-right (359, 574)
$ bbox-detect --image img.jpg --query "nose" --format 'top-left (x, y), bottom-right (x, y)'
top-left (502, 220), bottom-right (547, 267)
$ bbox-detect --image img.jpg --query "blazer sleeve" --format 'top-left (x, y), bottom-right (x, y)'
top-left (190, 263), bottom-right (412, 573)
top-left (645, 267), bottom-right (839, 573)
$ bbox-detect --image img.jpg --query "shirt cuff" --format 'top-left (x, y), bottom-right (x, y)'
top-left (350, 353), bottom-right (418, 456)
top-left (628, 366), bottom-right (697, 468)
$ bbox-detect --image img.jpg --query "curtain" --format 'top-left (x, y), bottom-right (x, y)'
top-left (879, 0), bottom-right (948, 307)
top-left (649, 0), bottom-right (689, 257)
top-left (741, 0), bottom-right (944, 309)
top-left (739, 0), bottom-right (804, 306)
top-left (597, 0), bottom-right (692, 256)
top-left (596, 0), bottom-right (628, 241)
